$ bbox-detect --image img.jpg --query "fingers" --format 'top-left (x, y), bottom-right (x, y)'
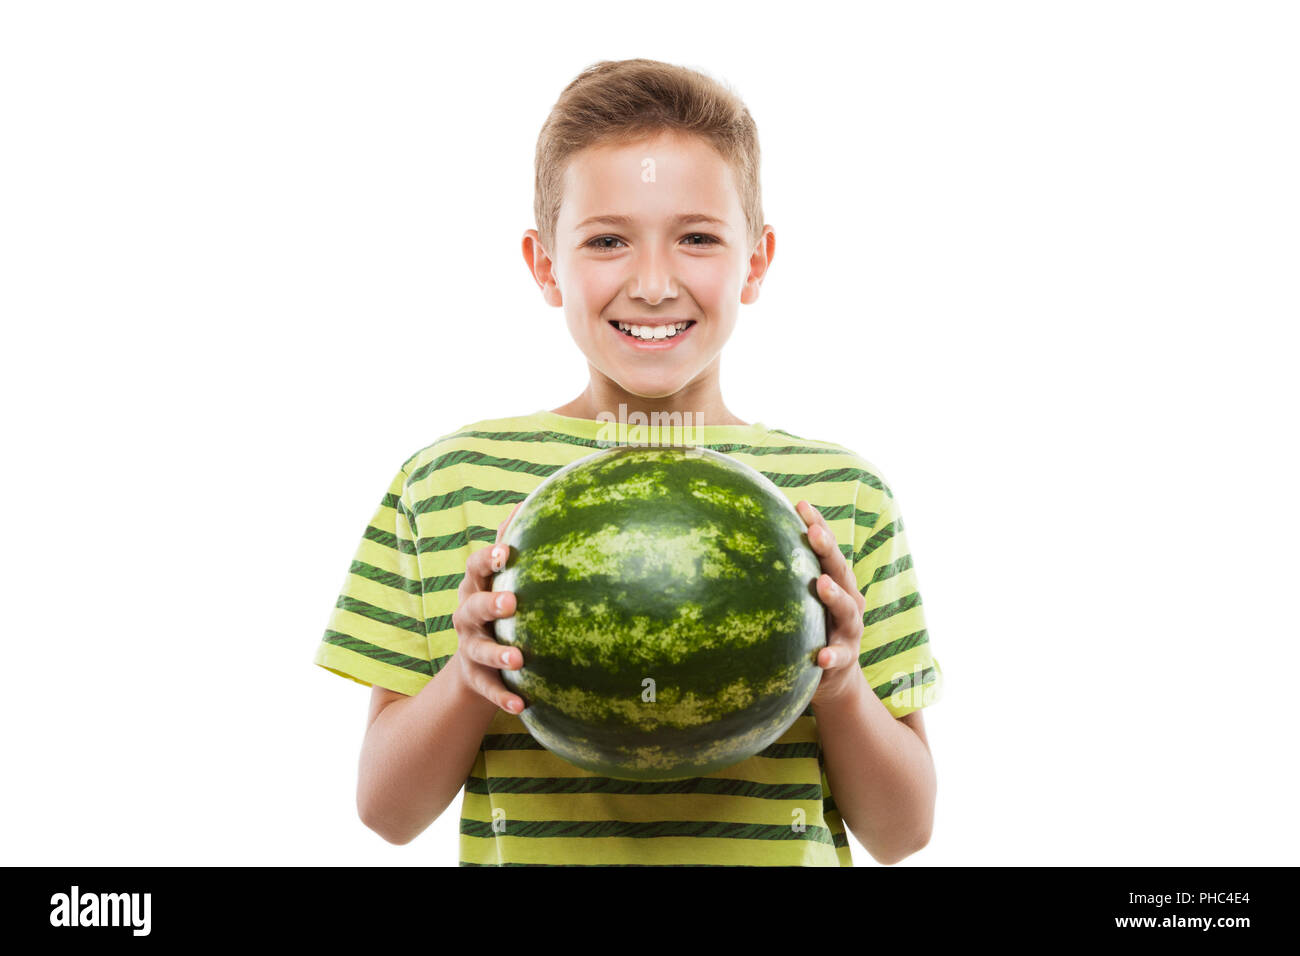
top-left (458, 638), bottom-right (525, 714)
top-left (796, 501), bottom-right (865, 614)
top-left (453, 504), bottom-right (528, 714)
top-left (816, 640), bottom-right (859, 670)
top-left (795, 500), bottom-right (866, 677)
top-left (460, 621), bottom-right (523, 672)
top-left (795, 498), bottom-right (831, 535)
top-left (463, 501), bottom-right (522, 592)
top-left (461, 538), bottom-right (512, 601)
top-left (816, 570), bottom-right (863, 621)
top-left (815, 573), bottom-right (865, 676)
top-left (452, 587), bottom-right (516, 641)
top-left (451, 587), bottom-right (525, 713)
top-left (796, 500), bottom-right (835, 552)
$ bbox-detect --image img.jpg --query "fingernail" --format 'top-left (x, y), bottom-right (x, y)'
top-left (500, 650), bottom-right (512, 666)
top-left (495, 593), bottom-right (507, 612)
top-left (491, 546), bottom-right (504, 571)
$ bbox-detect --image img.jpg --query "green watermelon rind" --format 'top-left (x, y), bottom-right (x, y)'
top-left (491, 444), bottom-right (827, 780)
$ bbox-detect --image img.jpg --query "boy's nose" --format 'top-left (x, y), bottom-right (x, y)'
top-left (629, 251), bottom-right (678, 304)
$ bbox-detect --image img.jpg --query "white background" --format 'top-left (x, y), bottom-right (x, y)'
top-left (2, 1), bottom-right (1296, 866)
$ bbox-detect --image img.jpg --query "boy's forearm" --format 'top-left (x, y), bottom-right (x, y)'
top-left (813, 673), bottom-right (936, 865)
top-left (356, 661), bottom-right (499, 845)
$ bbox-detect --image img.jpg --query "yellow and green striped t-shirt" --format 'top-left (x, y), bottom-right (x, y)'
top-left (315, 409), bottom-right (942, 866)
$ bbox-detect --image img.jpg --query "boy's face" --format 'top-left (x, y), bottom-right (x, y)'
top-left (525, 130), bottom-right (772, 410)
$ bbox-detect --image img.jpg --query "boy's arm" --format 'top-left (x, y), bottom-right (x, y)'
top-left (795, 498), bottom-right (937, 866)
top-left (814, 684), bottom-right (936, 865)
top-left (355, 502), bottom-right (527, 846)
top-left (356, 668), bottom-right (499, 845)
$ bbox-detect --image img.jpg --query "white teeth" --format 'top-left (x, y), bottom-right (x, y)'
top-left (616, 321), bottom-right (691, 340)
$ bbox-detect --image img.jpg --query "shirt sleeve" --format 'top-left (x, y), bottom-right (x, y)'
top-left (314, 466), bottom-right (437, 696)
top-left (850, 471), bottom-right (943, 718)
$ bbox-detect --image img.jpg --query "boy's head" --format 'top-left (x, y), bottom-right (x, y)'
top-left (533, 59), bottom-right (764, 255)
top-left (524, 59), bottom-right (774, 414)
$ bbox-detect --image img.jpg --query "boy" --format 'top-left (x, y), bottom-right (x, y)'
top-left (315, 58), bottom-right (941, 866)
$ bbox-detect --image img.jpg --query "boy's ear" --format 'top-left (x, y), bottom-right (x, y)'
top-left (740, 226), bottom-right (776, 306)
top-left (522, 229), bottom-right (563, 306)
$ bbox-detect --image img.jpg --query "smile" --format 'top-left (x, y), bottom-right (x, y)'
top-left (608, 320), bottom-right (696, 349)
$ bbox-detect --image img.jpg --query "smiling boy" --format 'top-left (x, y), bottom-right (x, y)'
top-left (532, 128), bottom-right (755, 427)
top-left (315, 58), bottom-right (941, 866)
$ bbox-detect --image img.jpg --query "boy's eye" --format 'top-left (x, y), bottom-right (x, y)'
top-left (584, 234), bottom-right (720, 250)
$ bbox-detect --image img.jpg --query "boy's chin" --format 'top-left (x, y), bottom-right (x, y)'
top-left (598, 372), bottom-right (692, 400)
top-left (608, 376), bottom-right (688, 395)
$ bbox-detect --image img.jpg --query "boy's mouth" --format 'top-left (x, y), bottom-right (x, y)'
top-left (608, 320), bottom-right (696, 349)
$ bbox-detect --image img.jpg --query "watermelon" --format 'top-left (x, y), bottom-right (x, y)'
top-left (491, 444), bottom-right (827, 780)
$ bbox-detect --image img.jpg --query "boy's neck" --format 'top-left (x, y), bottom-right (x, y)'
top-left (550, 392), bottom-right (748, 428)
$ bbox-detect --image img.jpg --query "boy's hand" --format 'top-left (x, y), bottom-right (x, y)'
top-left (451, 502), bottom-right (524, 714)
top-left (796, 500), bottom-right (868, 707)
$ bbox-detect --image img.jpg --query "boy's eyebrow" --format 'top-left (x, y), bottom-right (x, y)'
top-left (574, 213), bottom-right (730, 230)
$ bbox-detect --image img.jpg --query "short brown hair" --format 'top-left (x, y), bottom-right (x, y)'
top-left (533, 58), bottom-right (763, 254)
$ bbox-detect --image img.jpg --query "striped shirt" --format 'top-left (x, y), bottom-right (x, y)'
top-left (315, 409), bottom-right (942, 865)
